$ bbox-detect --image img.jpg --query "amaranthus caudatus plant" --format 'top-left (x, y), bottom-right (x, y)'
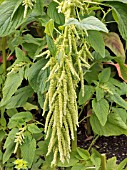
top-left (41, 0), bottom-right (108, 166)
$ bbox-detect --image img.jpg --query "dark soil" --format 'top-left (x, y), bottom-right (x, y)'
top-left (77, 124), bottom-right (127, 164)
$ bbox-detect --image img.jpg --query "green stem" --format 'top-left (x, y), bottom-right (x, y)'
top-left (88, 135), bottom-right (99, 151)
top-left (2, 37), bottom-right (7, 74)
top-left (101, 154), bottom-right (107, 170)
top-left (72, 130), bottom-right (77, 151)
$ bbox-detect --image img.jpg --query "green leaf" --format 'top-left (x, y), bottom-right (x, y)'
top-left (9, 112), bottom-right (33, 122)
top-left (112, 107), bottom-right (127, 123)
top-left (4, 128), bottom-right (18, 149)
top-left (37, 67), bottom-right (50, 94)
top-left (23, 102), bottom-right (38, 111)
top-left (3, 143), bottom-right (15, 164)
top-left (76, 147), bottom-right (90, 160)
top-left (96, 86), bottom-right (104, 101)
top-left (110, 93), bottom-right (127, 109)
top-left (1, 67), bottom-right (24, 105)
top-left (23, 34), bottom-right (41, 46)
top-left (108, 2), bottom-right (127, 42)
top-left (46, 35), bottom-right (56, 56)
top-left (92, 98), bottom-right (109, 126)
top-left (84, 63), bottom-right (102, 83)
top-left (15, 47), bottom-right (30, 62)
top-left (0, 130), bottom-right (6, 141)
top-left (78, 85), bottom-right (95, 105)
top-left (106, 157), bottom-right (117, 170)
top-left (28, 124), bottom-right (42, 134)
top-left (0, 0), bottom-right (24, 36)
top-left (27, 58), bottom-right (48, 92)
top-left (8, 112), bottom-right (33, 128)
top-left (36, 140), bottom-right (49, 156)
top-left (87, 31), bottom-right (105, 58)
top-left (66, 16), bottom-right (108, 33)
top-left (91, 149), bottom-right (101, 170)
top-left (103, 32), bottom-right (125, 62)
top-left (117, 158), bottom-right (127, 170)
top-left (45, 19), bottom-right (54, 37)
top-left (47, 1), bottom-right (65, 25)
top-left (21, 134), bottom-right (36, 168)
top-left (57, 150), bottom-right (79, 167)
top-left (4, 86), bottom-right (33, 109)
top-left (98, 68), bottom-right (111, 83)
top-left (71, 163), bottom-right (88, 170)
top-left (90, 111), bottom-right (127, 136)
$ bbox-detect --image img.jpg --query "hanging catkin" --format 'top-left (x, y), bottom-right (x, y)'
top-left (42, 0), bottom-right (92, 166)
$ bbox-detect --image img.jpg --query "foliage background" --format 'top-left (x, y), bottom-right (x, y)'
top-left (0, 0), bottom-right (127, 169)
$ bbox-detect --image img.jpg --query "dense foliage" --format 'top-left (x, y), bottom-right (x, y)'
top-left (0, 0), bottom-right (127, 169)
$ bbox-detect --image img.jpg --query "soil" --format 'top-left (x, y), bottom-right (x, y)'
top-left (77, 124), bottom-right (127, 164)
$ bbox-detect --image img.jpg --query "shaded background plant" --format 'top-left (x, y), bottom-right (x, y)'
top-left (0, 0), bottom-right (127, 169)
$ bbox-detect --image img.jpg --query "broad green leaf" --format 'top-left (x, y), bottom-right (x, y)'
top-left (76, 147), bottom-right (90, 160)
top-left (112, 107), bottom-right (127, 123)
top-left (28, 124), bottom-right (42, 134)
top-left (84, 63), bottom-right (102, 83)
top-left (92, 98), bottom-right (109, 126)
top-left (37, 67), bottom-right (50, 94)
top-left (4, 128), bottom-right (18, 149)
top-left (1, 108), bottom-right (6, 128)
top-left (96, 86), bottom-right (104, 101)
top-left (8, 112), bottom-right (33, 122)
top-left (71, 163), bottom-right (89, 170)
top-left (4, 86), bottom-right (33, 109)
top-left (36, 140), bottom-right (49, 156)
top-left (78, 85), bottom-right (95, 105)
top-left (91, 149), bottom-right (101, 170)
top-left (103, 32), bottom-right (125, 62)
top-left (3, 143), bottom-right (15, 164)
top-left (90, 111), bottom-right (127, 136)
top-left (87, 31), bottom-right (105, 58)
top-left (57, 150), bottom-right (79, 167)
top-left (6, 108), bottom-right (17, 117)
top-left (110, 93), bottom-right (127, 109)
top-left (0, 0), bottom-right (24, 36)
top-left (66, 16), bottom-right (108, 33)
top-left (31, 0), bottom-right (44, 16)
top-left (47, 1), bottom-right (65, 25)
top-left (27, 58), bottom-right (49, 108)
top-left (0, 130), bottom-right (6, 141)
top-left (106, 157), bottom-right (117, 170)
top-left (27, 58), bottom-right (48, 92)
top-left (1, 67), bottom-right (24, 105)
top-left (45, 19), bottom-right (54, 37)
top-left (15, 47), bottom-right (30, 62)
top-left (23, 34), bottom-right (41, 46)
top-left (108, 2), bottom-right (127, 42)
top-left (117, 158), bottom-right (127, 170)
top-left (98, 68), bottom-right (111, 83)
top-left (8, 112), bottom-right (33, 128)
top-left (21, 135), bottom-right (36, 168)
top-left (23, 102), bottom-right (38, 111)
top-left (46, 35), bottom-right (56, 56)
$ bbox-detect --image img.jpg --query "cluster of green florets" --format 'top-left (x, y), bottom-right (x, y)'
top-left (42, 22), bottom-right (92, 165)
top-left (36, 0), bottom-right (93, 166)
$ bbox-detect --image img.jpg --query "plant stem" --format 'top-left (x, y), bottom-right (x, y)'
top-left (88, 135), bottom-right (99, 151)
top-left (101, 154), bottom-right (107, 170)
top-left (72, 130), bottom-right (77, 151)
top-left (2, 37), bottom-right (7, 74)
